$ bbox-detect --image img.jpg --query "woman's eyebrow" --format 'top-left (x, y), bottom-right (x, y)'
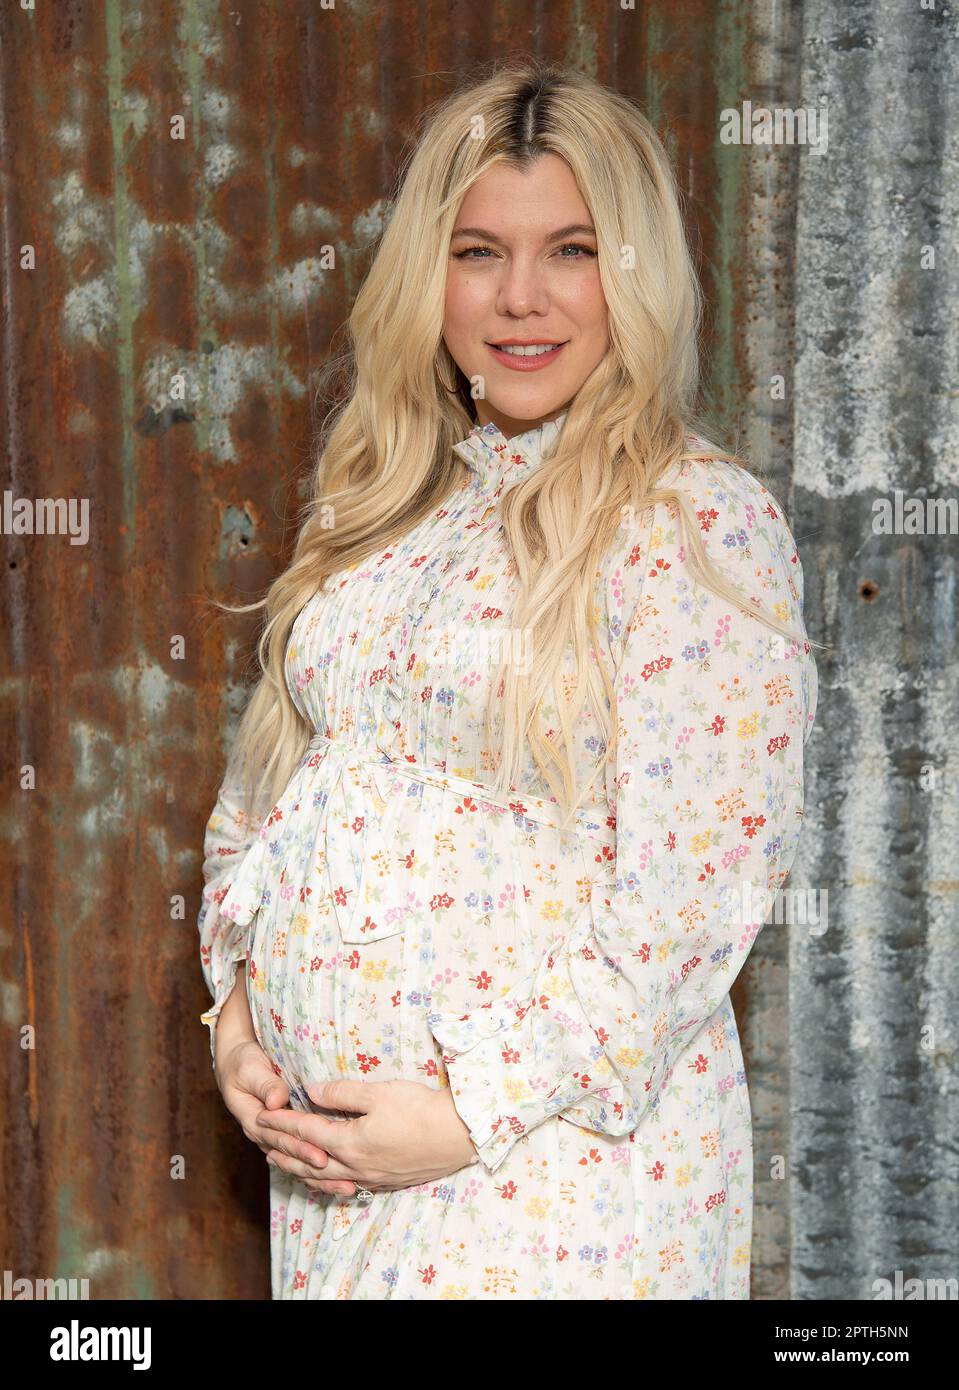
top-left (450, 223), bottom-right (597, 243)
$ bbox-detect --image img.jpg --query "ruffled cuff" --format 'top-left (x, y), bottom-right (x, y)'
top-left (199, 944), bottom-right (249, 1071)
top-left (427, 1000), bottom-right (551, 1174)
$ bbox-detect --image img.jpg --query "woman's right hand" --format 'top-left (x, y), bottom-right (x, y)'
top-left (215, 1038), bottom-right (358, 1197)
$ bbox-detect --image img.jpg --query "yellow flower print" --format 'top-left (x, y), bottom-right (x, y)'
top-left (737, 711), bottom-right (760, 739)
top-left (675, 1164), bottom-right (693, 1188)
top-left (361, 958), bottom-right (388, 982)
top-left (615, 1046), bottom-right (641, 1070)
top-left (690, 829), bottom-right (717, 857)
top-left (525, 1196), bottom-right (551, 1220)
top-left (504, 1076), bottom-right (533, 1103)
top-left (438, 1285), bottom-right (469, 1300)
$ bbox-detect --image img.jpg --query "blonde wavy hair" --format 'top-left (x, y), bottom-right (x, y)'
top-left (210, 57), bottom-right (820, 836)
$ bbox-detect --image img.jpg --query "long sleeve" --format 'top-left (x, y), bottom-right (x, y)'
top-left (197, 756), bottom-right (260, 1070)
top-left (427, 455), bottom-right (819, 1173)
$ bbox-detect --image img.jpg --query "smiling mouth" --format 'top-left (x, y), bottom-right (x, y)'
top-left (485, 341), bottom-right (569, 357)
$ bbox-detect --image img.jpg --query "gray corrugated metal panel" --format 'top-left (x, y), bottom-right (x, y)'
top-left (791, 0), bottom-right (959, 1299)
top-left (726, 0), bottom-right (805, 1303)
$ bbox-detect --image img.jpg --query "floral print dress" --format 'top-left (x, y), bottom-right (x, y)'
top-left (198, 411), bottom-right (818, 1300)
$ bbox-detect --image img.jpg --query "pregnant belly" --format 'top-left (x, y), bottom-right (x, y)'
top-left (243, 777), bottom-right (593, 1109)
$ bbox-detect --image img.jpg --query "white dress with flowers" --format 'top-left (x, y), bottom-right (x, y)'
top-left (198, 412), bottom-right (818, 1299)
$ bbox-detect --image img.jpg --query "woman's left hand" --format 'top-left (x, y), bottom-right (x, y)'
top-left (254, 1078), bottom-right (480, 1195)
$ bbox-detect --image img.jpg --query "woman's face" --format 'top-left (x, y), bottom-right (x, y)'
top-left (443, 153), bottom-right (609, 439)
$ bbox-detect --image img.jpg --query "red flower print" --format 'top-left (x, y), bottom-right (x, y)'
top-left (680, 954), bottom-right (702, 981)
top-left (741, 813), bottom-right (766, 839)
top-left (697, 505), bottom-right (720, 532)
top-left (691, 1053), bottom-right (710, 1074)
top-left (647, 556), bottom-right (671, 578)
top-left (649, 1161), bottom-right (666, 1181)
top-left (471, 970), bottom-right (493, 992)
top-left (641, 654), bottom-right (673, 682)
top-left (419, 1265), bottom-right (437, 1285)
top-left (499, 1180), bottom-right (517, 1200)
top-left (708, 714), bottom-right (726, 736)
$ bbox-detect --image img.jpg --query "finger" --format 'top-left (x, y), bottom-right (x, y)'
top-left (255, 1107), bottom-right (358, 1164)
top-left (255, 1123), bottom-right (332, 1170)
top-left (267, 1149), bottom-right (360, 1191)
top-left (265, 1150), bottom-right (354, 1195)
top-left (307, 1078), bottom-right (376, 1115)
top-left (240, 1058), bottom-right (290, 1110)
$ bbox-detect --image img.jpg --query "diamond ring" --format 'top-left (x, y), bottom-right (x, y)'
top-left (354, 1186), bottom-right (374, 1205)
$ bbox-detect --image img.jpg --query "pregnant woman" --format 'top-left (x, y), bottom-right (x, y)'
top-left (198, 59), bottom-right (819, 1300)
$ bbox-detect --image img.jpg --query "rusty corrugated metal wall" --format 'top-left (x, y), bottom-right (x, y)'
top-left (1, 0), bottom-right (955, 1300)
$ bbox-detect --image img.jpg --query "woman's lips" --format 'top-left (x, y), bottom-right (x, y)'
top-left (484, 342), bottom-right (568, 372)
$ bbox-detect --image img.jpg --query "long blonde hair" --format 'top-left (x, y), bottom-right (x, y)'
top-left (210, 57), bottom-right (821, 835)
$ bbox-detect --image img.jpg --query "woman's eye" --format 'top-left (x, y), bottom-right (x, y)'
top-left (452, 243), bottom-right (597, 261)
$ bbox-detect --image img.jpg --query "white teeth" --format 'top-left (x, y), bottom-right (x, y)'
top-left (494, 343), bottom-right (562, 356)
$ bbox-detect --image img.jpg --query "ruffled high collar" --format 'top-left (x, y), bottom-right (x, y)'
top-left (453, 410), bottom-right (568, 500)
